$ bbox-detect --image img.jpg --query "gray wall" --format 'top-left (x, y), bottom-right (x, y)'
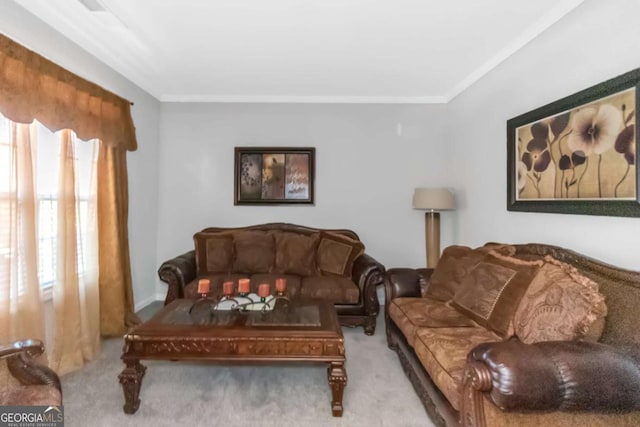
top-left (156, 103), bottom-right (450, 297)
top-left (447, 0), bottom-right (640, 270)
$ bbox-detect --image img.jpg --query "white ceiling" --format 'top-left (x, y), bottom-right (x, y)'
top-left (12, 0), bottom-right (584, 103)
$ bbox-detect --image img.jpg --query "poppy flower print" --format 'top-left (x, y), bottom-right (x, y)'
top-left (516, 88), bottom-right (636, 200)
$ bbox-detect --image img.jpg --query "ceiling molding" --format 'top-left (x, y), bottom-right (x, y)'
top-left (444, 0), bottom-right (585, 103)
top-left (159, 94), bottom-right (449, 104)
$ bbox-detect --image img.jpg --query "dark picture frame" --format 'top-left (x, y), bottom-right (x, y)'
top-left (507, 68), bottom-right (640, 217)
top-left (234, 147), bottom-right (315, 205)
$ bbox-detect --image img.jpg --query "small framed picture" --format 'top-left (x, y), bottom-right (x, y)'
top-left (234, 147), bottom-right (315, 205)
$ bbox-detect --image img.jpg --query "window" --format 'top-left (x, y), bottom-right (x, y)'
top-left (0, 115), bottom-right (97, 294)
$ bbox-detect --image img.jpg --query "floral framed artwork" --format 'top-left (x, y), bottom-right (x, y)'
top-left (507, 68), bottom-right (639, 217)
top-left (234, 147), bottom-right (315, 205)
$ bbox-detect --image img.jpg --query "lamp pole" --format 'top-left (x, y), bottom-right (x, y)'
top-left (425, 210), bottom-right (440, 268)
top-left (412, 187), bottom-right (455, 269)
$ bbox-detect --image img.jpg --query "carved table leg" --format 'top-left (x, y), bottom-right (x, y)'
top-left (327, 362), bottom-right (347, 417)
top-left (119, 359), bottom-right (146, 414)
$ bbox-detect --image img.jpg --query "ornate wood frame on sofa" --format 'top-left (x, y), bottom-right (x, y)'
top-left (158, 223), bottom-right (385, 335)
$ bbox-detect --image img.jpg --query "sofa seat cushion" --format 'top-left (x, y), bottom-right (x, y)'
top-left (249, 274), bottom-right (302, 299)
top-left (300, 276), bottom-right (359, 304)
top-left (388, 297), bottom-right (478, 347)
top-left (413, 326), bottom-right (502, 411)
top-left (184, 274), bottom-right (250, 299)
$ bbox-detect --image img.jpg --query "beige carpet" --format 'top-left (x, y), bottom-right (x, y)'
top-left (60, 304), bottom-right (434, 427)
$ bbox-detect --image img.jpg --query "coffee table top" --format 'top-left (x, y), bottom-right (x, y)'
top-left (126, 298), bottom-right (343, 340)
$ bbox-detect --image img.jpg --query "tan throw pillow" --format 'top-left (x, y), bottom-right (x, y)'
top-left (477, 243), bottom-right (517, 256)
top-left (316, 232), bottom-right (365, 278)
top-left (426, 246), bottom-right (485, 301)
top-left (193, 232), bottom-right (234, 274)
top-left (514, 256), bottom-right (607, 344)
top-left (274, 232), bottom-right (319, 276)
top-left (232, 230), bottom-right (275, 274)
top-left (452, 252), bottom-right (543, 337)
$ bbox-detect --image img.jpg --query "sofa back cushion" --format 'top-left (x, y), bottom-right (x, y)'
top-left (426, 244), bottom-right (517, 302)
top-left (316, 231), bottom-right (364, 278)
top-left (274, 231), bottom-right (319, 276)
top-left (451, 252), bottom-right (542, 337)
top-left (514, 256), bottom-right (607, 344)
top-left (193, 232), bottom-right (234, 275)
top-left (232, 230), bottom-right (275, 274)
top-left (425, 246), bottom-right (484, 301)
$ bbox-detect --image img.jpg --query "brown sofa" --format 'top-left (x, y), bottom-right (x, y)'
top-left (0, 339), bottom-right (62, 406)
top-left (384, 243), bottom-right (640, 426)
top-left (159, 223), bottom-right (385, 335)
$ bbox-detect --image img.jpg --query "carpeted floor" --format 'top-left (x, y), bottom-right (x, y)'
top-left (61, 303), bottom-right (434, 427)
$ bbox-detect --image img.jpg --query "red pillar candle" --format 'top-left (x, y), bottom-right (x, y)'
top-left (258, 283), bottom-right (270, 298)
top-left (275, 278), bottom-right (286, 293)
top-left (197, 278), bottom-right (210, 295)
top-left (238, 278), bottom-right (250, 295)
top-left (223, 281), bottom-right (234, 296)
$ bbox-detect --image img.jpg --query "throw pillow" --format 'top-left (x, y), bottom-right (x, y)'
top-left (425, 245), bottom-right (485, 301)
top-left (514, 256), bottom-right (607, 344)
top-left (316, 232), bottom-right (364, 278)
top-left (193, 232), bottom-right (234, 275)
top-left (274, 231), bottom-right (320, 276)
top-left (477, 242), bottom-right (517, 256)
top-left (451, 252), bottom-right (543, 337)
top-left (232, 230), bottom-right (275, 274)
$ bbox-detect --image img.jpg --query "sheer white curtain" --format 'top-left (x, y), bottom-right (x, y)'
top-left (0, 120), bottom-right (43, 342)
top-left (0, 114), bottom-right (100, 376)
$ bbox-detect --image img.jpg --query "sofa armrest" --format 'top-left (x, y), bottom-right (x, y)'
top-left (384, 268), bottom-right (433, 302)
top-left (461, 338), bottom-right (640, 421)
top-left (158, 250), bottom-right (197, 305)
top-left (352, 253), bottom-right (385, 316)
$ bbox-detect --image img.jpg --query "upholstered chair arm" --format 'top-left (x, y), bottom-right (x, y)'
top-left (0, 339), bottom-right (61, 393)
top-left (384, 268), bottom-right (433, 302)
top-left (0, 339), bottom-right (45, 359)
top-left (351, 253), bottom-right (385, 318)
top-left (461, 338), bottom-right (640, 421)
top-left (158, 250), bottom-right (197, 305)
top-left (352, 253), bottom-right (385, 296)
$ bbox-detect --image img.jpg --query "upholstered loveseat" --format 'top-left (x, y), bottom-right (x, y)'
top-left (159, 223), bottom-right (385, 335)
top-left (384, 243), bottom-right (640, 426)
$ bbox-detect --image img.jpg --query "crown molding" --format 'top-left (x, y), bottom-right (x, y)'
top-left (159, 94), bottom-right (449, 104)
top-left (444, 0), bottom-right (585, 103)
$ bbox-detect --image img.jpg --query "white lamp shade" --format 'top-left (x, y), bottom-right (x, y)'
top-left (412, 188), bottom-right (455, 211)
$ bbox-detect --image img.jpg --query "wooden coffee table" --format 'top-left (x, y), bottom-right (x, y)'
top-left (119, 298), bottom-right (347, 416)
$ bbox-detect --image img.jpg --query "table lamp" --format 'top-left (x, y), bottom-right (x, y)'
top-left (412, 188), bottom-right (455, 268)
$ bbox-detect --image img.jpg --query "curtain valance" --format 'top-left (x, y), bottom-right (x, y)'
top-left (0, 33), bottom-right (137, 151)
